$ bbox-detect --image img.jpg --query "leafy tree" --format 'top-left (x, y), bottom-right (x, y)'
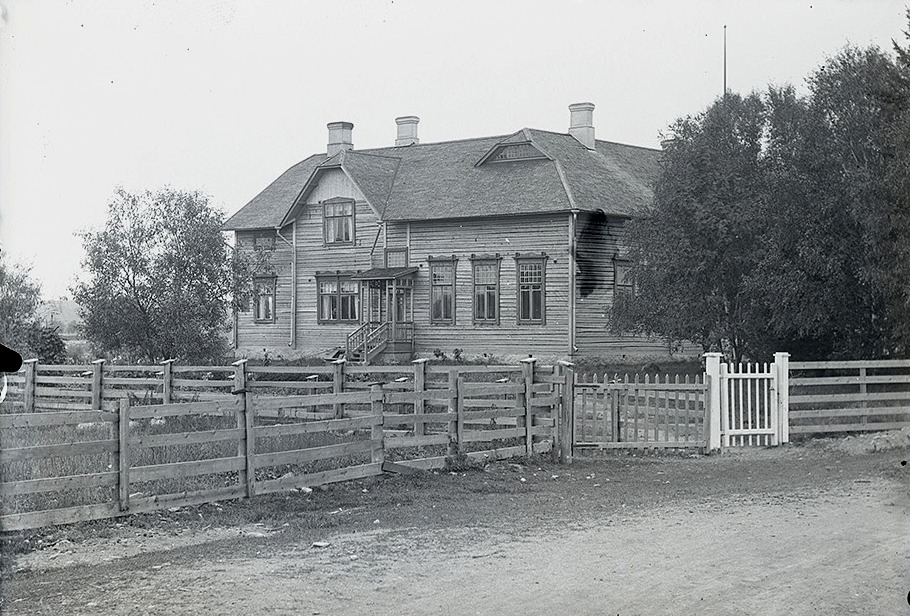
top-left (615, 93), bottom-right (768, 362)
top-left (73, 187), bottom-right (265, 363)
top-left (0, 251), bottom-right (65, 362)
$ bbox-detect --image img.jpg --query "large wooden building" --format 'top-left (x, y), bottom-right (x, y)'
top-left (224, 103), bottom-right (680, 363)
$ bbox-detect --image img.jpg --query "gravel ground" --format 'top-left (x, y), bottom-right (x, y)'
top-left (1, 433), bottom-right (908, 615)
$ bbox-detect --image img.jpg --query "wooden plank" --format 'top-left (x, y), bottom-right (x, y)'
top-left (575, 382), bottom-right (707, 392)
top-left (1, 439), bottom-right (118, 463)
top-left (252, 391), bottom-right (373, 409)
top-left (459, 383), bottom-right (524, 396)
top-left (382, 461), bottom-right (425, 475)
top-left (0, 471), bottom-right (118, 496)
top-left (384, 412), bottom-right (457, 425)
top-left (244, 381), bottom-right (332, 390)
top-left (131, 456), bottom-right (246, 482)
top-left (34, 387), bottom-right (93, 398)
top-left (0, 502), bottom-right (122, 533)
top-left (33, 400), bottom-right (94, 411)
top-left (790, 359), bottom-right (910, 370)
top-left (530, 382), bottom-right (552, 393)
top-left (461, 408), bottom-right (524, 421)
top-left (530, 396), bottom-right (561, 408)
top-left (0, 410), bottom-right (118, 428)
top-left (346, 365), bottom-right (415, 374)
top-left (254, 439), bottom-right (374, 468)
top-left (426, 365), bottom-right (522, 375)
top-left (384, 433), bottom-right (450, 448)
top-left (790, 391), bottom-right (910, 405)
top-left (384, 390), bottom-right (451, 404)
top-left (460, 398), bottom-right (519, 409)
top-left (103, 365), bottom-right (162, 373)
top-left (32, 364), bottom-right (94, 372)
top-left (244, 365), bottom-right (333, 375)
top-left (257, 415), bottom-right (381, 438)
top-left (34, 376), bottom-right (90, 385)
top-left (129, 400), bottom-right (234, 419)
top-left (131, 428), bottom-right (244, 448)
top-left (258, 409), bottom-right (336, 421)
top-left (255, 462), bottom-right (382, 495)
top-left (104, 377), bottom-right (163, 386)
top-left (130, 484), bottom-right (247, 513)
top-left (118, 400), bottom-right (130, 511)
top-left (790, 407), bottom-right (910, 419)
top-left (790, 374), bottom-right (910, 386)
top-left (391, 456), bottom-right (447, 471)
top-left (789, 421), bottom-right (910, 434)
top-left (575, 441), bottom-right (706, 450)
top-left (462, 427), bottom-right (524, 442)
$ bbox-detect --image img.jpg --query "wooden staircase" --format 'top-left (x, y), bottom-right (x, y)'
top-left (345, 321), bottom-right (415, 364)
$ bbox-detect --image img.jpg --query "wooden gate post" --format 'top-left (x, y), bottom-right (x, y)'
top-left (117, 399), bottom-right (131, 511)
top-left (520, 357), bottom-right (536, 456)
top-left (332, 358), bottom-right (346, 418)
top-left (556, 360), bottom-right (575, 464)
top-left (703, 353), bottom-right (723, 452)
top-left (370, 383), bottom-right (385, 465)
top-left (91, 359), bottom-right (105, 411)
top-left (241, 392), bottom-right (256, 498)
top-left (160, 359), bottom-right (175, 404)
top-left (774, 352), bottom-right (790, 444)
top-left (447, 371), bottom-right (459, 457)
top-left (412, 358), bottom-right (428, 436)
top-left (22, 359), bottom-right (38, 413)
top-left (231, 358), bottom-right (248, 393)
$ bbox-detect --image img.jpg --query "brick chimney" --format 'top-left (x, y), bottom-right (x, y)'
top-left (327, 121), bottom-right (354, 157)
top-left (568, 102), bottom-right (595, 150)
top-left (395, 116), bottom-right (419, 146)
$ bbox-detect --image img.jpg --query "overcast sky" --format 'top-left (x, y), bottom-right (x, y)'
top-left (0, 0), bottom-right (906, 299)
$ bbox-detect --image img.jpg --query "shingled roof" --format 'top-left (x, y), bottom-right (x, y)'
top-left (223, 128), bottom-right (661, 231)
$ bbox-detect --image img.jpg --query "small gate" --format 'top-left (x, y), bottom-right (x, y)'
top-left (718, 357), bottom-right (788, 447)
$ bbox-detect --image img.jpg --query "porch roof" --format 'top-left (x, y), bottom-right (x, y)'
top-left (351, 266), bottom-right (419, 281)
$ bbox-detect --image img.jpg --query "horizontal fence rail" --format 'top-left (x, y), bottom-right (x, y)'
top-left (789, 359), bottom-right (910, 435)
top-left (0, 359), bottom-right (562, 532)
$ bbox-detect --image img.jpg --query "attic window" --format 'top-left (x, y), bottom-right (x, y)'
top-left (490, 143), bottom-right (546, 162)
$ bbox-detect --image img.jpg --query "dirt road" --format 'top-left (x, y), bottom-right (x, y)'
top-left (2, 440), bottom-right (908, 615)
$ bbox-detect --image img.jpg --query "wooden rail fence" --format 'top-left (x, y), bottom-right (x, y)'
top-left (0, 360), bottom-right (562, 532)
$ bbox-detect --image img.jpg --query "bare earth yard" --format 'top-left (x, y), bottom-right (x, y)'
top-left (2, 437), bottom-right (908, 615)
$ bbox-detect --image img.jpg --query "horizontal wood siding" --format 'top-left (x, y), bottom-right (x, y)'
top-left (293, 170), bottom-right (380, 355)
top-left (394, 214), bottom-right (571, 357)
top-left (573, 215), bottom-right (691, 359)
top-left (235, 230), bottom-right (294, 350)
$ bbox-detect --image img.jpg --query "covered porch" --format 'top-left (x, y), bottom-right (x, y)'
top-left (346, 267), bottom-right (418, 363)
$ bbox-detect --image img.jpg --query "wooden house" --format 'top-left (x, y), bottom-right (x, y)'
top-left (224, 103), bottom-right (681, 363)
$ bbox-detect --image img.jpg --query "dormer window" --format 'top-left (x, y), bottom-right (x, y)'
top-left (323, 198), bottom-right (355, 245)
top-left (492, 143), bottom-right (546, 161)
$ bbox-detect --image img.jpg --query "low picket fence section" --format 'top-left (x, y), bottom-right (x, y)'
top-left (0, 361), bottom-right (561, 532)
top-left (788, 359), bottom-right (910, 435)
top-left (574, 373), bottom-right (707, 450)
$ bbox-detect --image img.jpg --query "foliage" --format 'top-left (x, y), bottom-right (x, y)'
top-left (615, 22), bottom-right (910, 362)
top-left (0, 252), bottom-right (65, 363)
top-left (73, 187), bottom-right (267, 364)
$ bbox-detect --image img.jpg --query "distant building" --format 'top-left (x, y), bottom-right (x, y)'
top-left (224, 103), bottom-right (682, 362)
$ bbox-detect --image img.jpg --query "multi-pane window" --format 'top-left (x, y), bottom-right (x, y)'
top-left (430, 259), bottom-right (455, 324)
top-left (517, 260), bottom-right (545, 324)
top-left (323, 199), bottom-right (355, 244)
top-left (385, 248), bottom-right (408, 268)
top-left (253, 277), bottom-right (275, 322)
top-left (472, 260), bottom-right (500, 324)
top-left (613, 258), bottom-right (634, 296)
top-left (318, 277), bottom-right (359, 322)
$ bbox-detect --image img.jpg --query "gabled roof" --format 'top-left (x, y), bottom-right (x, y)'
top-left (223, 127), bottom-right (661, 230)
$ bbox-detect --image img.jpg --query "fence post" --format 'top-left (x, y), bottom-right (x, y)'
top-left (557, 360), bottom-right (575, 464)
top-left (370, 383), bottom-right (385, 466)
top-left (520, 358), bottom-right (536, 457)
top-left (117, 399), bottom-right (131, 511)
top-left (22, 359), bottom-right (37, 413)
top-left (774, 352), bottom-right (790, 444)
top-left (447, 370), bottom-right (459, 458)
top-left (703, 353), bottom-right (723, 452)
top-left (160, 359), bottom-right (175, 404)
top-left (242, 392), bottom-right (256, 498)
top-left (91, 359), bottom-right (105, 411)
top-left (332, 358), bottom-right (346, 419)
top-left (232, 358), bottom-right (248, 394)
top-left (412, 358), bottom-right (428, 436)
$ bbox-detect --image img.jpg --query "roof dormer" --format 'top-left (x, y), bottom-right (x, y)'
top-left (475, 130), bottom-right (552, 167)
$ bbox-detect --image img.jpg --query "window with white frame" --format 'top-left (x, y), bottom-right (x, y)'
top-left (253, 277), bottom-right (276, 323)
top-left (472, 259), bottom-right (500, 324)
top-left (516, 258), bottom-right (546, 324)
top-left (429, 258), bottom-right (456, 324)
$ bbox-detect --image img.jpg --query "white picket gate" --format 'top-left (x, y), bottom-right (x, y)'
top-left (704, 352), bottom-right (790, 449)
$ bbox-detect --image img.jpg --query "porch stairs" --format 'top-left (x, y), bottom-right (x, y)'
top-left (345, 322), bottom-right (389, 364)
